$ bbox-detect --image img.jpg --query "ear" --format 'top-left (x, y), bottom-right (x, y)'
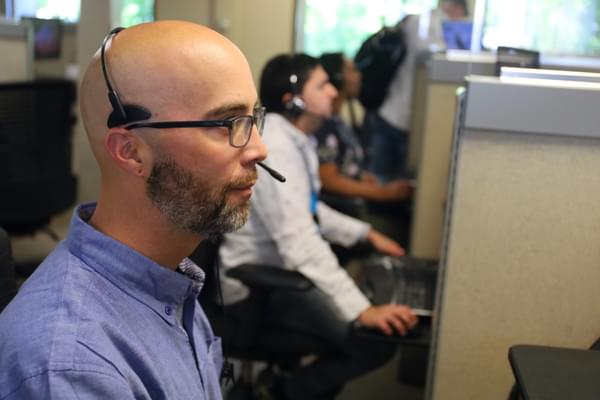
top-left (281, 92), bottom-right (293, 106)
top-left (104, 129), bottom-right (152, 178)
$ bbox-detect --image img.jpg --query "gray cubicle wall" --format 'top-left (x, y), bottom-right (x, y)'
top-left (0, 21), bottom-right (31, 81)
top-left (410, 52), bottom-right (600, 261)
top-left (427, 75), bottom-right (600, 400)
top-left (410, 51), bottom-right (495, 259)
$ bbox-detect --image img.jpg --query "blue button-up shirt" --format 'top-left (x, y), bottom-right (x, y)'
top-left (0, 203), bottom-right (223, 399)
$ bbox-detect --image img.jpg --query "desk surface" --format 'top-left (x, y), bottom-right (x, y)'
top-left (509, 344), bottom-right (600, 400)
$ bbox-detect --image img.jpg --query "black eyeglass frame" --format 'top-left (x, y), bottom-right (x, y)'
top-left (123, 106), bottom-right (266, 148)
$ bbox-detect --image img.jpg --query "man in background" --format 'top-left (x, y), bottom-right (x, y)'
top-left (366, 0), bottom-right (468, 182)
top-left (220, 53), bottom-right (418, 400)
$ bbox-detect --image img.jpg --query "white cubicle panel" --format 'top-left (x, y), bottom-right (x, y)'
top-left (0, 22), bottom-right (31, 82)
top-left (427, 75), bottom-right (600, 400)
top-left (500, 66), bottom-right (600, 83)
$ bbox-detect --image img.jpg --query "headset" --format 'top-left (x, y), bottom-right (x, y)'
top-left (101, 27), bottom-right (152, 128)
top-left (284, 72), bottom-right (306, 116)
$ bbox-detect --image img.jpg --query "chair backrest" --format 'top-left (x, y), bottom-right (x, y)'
top-left (0, 227), bottom-right (18, 312)
top-left (0, 79), bottom-right (77, 234)
top-left (189, 239), bottom-right (332, 365)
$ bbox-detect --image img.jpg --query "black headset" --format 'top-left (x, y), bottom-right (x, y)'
top-left (101, 27), bottom-right (152, 128)
top-left (284, 62), bottom-right (306, 116)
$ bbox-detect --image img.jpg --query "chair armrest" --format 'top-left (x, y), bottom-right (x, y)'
top-left (226, 264), bottom-right (313, 291)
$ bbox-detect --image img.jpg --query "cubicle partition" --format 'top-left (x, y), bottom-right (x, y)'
top-left (409, 51), bottom-right (495, 259)
top-left (426, 74), bottom-right (600, 400)
top-left (409, 52), bottom-right (600, 261)
top-left (0, 22), bottom-right (31, 81)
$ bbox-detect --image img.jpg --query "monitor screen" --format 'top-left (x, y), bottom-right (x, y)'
top-left (23, 17), bottom-right (62, 59)
top-left (442, 20), bottom-right (473, 50)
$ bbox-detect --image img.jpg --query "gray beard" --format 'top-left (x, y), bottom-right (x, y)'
top-left (146, 158), bottom-right (252, 238)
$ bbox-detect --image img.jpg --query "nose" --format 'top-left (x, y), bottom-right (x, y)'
top-left (329, 83), bottom-right (338, 99)
top-left (242, 124), bottom-right (268, 165)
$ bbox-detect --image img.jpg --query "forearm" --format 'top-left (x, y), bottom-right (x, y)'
top-left (321, 173), bottom-right (383, 201)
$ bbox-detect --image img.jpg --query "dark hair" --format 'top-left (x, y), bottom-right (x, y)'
top-left (259, 53), bottom-right (320, 114)
top-left (319, 52), bottom-right (345, 91)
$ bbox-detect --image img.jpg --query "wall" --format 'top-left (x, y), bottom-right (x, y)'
top-left (155, 0), bottom-right (209, 25)
top-left (0, 21), bottom-right (30, 81)
top-left (216, 0), bottom-right (295, 83)
top-left (74, 0), bottom-right (110, 203)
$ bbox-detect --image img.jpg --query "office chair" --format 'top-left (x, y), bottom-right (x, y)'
top-left (507, 336), bottom-right (600, 400)
top-left (0, 227), bottom-right (18, 313)
top-left (495, 46), bottom-right (540, 76)
top-left (190, 239), bottom-right (334, 400)
top-left (0, 79), bottom-right (78, 236)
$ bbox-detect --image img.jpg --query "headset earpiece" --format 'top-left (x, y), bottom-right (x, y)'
top-left (285, 95), bottom-right (306, 116)
top-left (284, 73), bottom-right (306, 117)
top-left (101, 27), bottom-right (151, 128)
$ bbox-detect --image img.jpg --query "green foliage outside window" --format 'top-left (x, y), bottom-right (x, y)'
top-left (302, 0), bottom-right (436, 57)
top-left (483, 0), bottom-right (600, 56)
top-left (34, 0), bottom-right (80, 22)
top-left (118, 0), bottom-right (154, 27)
top-left (20, 0), bottom-right (153, 25)
top-left (302, 0), bottom-right (600, 58)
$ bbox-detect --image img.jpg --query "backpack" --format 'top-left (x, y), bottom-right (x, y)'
top-left (354, 20), bottom-right (408, 111)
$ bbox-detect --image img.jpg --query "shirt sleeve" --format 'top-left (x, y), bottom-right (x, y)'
top-left (252, 160), bottom-right (371, 321)
top-left (4, 369), bottom-right (137, 400)
top-left (316, 200), bottom-right (370, 247)
top-left (316, 132), bottom-right (339, 165)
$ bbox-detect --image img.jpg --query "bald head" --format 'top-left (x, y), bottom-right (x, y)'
top-left (80, 20), bottom-right (255, 168)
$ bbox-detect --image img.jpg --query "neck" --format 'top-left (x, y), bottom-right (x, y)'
top-left (294, 113), bottom-right (324, 135)
top-left (90, 184), bottom-right (203, 270)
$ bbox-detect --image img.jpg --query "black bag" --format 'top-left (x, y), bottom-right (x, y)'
top-left (354, 20), bottom-right (408, 111)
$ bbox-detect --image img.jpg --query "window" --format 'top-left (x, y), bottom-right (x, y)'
top-left (11, 0), bottom-right (81, 23)
top-left (298, 0), bottom-right (437, 57)
top-left (3, 0), bottom-right (154, 26)
top-left (481, 0), bottom-right (600, 56)
top-left (111, 0), bottom-right (154, 28)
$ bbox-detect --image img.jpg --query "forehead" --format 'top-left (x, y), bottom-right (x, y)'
top-left (304, 66), bottom-right (328, 86)
top-left (163, 49), bottom-right (257, 117)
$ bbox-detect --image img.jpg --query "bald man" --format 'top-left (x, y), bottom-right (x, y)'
top-left (0, 21), bottom-right (267, 399)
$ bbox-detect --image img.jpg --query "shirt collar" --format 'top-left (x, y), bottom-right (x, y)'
top-left (265, 112), bottom-right (311, 147)
top-left (66, 203), bottom-right (205, 325)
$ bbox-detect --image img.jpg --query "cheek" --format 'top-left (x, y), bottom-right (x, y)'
top-left (167, 136), bottom-right (236, 175)
top-left (198, 148), bottom-right (241, 187)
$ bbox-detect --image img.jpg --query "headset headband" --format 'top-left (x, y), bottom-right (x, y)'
top-left (100, 27), bottom-right (151, 128)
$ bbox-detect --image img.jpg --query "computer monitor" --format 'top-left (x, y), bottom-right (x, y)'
top-left (495, 46), bottom-right (540, 76)
top-left (442, 20), bottom-right (473, 50)
top-left (22, 17), bottom-right (62, 59)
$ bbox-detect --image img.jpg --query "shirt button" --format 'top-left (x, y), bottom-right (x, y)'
top-left (165, 305), bottom-right (173, 316)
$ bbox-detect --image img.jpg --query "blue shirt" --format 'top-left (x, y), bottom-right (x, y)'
top-left (0, 203), bottom-right (223, 399)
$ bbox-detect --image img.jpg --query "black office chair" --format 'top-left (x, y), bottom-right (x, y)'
top-left (190, 239), bottom-right (334, 400)
top-left (507, 336), bottom-right (600, 400)
top-left (0, 79), bottom-right (78, 236)
top-left (0, 227), bottom-right (18, 313)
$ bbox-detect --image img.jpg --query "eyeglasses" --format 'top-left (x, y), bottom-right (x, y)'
top-left (123, 106), bottom-right (266, 148)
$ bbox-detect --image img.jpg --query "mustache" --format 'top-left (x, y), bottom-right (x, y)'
top-left (226, 168), bottom-right (258, 190)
